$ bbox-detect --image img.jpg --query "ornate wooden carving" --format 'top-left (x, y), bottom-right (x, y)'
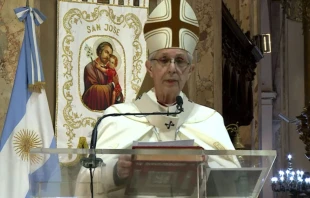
top-left (296, 104), bottom-right (310, 160)
top-left (222, 2), bottom-right (263, 126)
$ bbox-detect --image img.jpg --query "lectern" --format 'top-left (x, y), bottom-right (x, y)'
top-left (29, 148), bottom-right (276, 198)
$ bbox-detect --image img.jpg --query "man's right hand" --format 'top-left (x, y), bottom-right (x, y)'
top-left (116, 155), bottom-right (132, 179)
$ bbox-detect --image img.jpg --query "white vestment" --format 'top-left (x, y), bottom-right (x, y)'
top-left (75, 89), bottom-right (239, 198)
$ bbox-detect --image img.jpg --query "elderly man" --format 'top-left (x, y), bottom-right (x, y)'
top-left (76, 0), bottom-right (239, 197)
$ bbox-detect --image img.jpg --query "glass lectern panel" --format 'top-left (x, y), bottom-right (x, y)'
top-left (28, 148), bottom-right (276, 198)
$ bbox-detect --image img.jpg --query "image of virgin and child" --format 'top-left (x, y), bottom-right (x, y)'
top-left (82, 39), bottom-right (124, 111)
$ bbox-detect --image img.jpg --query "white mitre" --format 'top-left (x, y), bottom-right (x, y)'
top-left (144, 0), bottom-right (200, 55)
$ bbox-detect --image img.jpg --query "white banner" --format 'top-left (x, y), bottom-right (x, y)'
top-left (56, 0), bottom-right (148, 163)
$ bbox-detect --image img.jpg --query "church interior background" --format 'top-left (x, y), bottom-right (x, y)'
top-left (0, 0), bottom-right (309, 197)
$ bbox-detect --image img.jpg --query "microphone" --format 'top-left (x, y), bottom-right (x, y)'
top-left (80, 96), bottom-right (183, 198)
top-left (81, 96), bottom-right (184, 169)
top-left (176, 96), bottom-right (183, 112)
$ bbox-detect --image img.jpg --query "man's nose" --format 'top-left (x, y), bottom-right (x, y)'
top-left (168, 60), bottom-right (177, 73)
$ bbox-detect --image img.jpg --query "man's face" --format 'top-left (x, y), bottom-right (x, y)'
top-left (146, 48), bottom-right (194, 96)
top-left (99, 45), bottom-right (112, 64)
top-left (109, 57), bottom-right (116, 69)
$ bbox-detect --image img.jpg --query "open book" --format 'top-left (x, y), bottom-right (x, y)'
top-left (124, 140), bottom-right (205, 197)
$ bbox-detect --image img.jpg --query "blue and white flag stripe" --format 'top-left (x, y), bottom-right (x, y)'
top-left (0, 40), bottom-right (31, 150)
top-left (0, 6), bottom-right (60, 198)
top-left (15, 7), bottom-right (46, 85)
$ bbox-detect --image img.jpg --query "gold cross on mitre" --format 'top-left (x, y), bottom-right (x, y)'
top-left (144, 0), bottom-right (200, 55)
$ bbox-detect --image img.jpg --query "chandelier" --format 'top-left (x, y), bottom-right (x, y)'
top-left (271, 154), bottom-right (310, 196)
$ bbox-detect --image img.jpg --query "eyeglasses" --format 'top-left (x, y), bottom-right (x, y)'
top-left (151, 57), bottom-right (190, 69)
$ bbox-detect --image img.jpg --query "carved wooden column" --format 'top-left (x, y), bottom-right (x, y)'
top-left (222, 2), bottom-right (262, 151)
top-left (223, 0), bottom-right (261, 149)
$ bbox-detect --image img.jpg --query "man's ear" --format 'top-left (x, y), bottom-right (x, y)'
top-left (186, 64), bottom-right (195, 80)
top-left (189, 64), bottom-right (195, 74)
top-left (145, 60), bottom-right (153, 78)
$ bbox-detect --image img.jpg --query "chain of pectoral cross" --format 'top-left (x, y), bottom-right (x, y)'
top-left (153, 124), bottom-right (181, 141)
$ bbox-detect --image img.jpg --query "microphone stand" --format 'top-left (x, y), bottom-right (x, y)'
top-left (80, 101), bottom-right (184, 198)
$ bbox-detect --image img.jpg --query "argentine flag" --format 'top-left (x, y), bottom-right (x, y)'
top-left (0, 7), bottom-right (59, 198)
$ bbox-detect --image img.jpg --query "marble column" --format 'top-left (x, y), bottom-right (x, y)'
top-left (261, 92), bottom-right (277, 198)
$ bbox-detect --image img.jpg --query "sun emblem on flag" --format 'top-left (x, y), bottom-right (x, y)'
top-left (13, 129), bottom-right (43, 164)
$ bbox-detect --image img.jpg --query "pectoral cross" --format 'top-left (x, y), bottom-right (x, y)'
top-left (165, 121), bottom-right (175, 129)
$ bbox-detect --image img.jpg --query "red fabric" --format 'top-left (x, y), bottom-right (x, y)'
top-left (105, 67), bottom-right (123, 98)
top-left (106, 68), bottom-right (117, 83)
